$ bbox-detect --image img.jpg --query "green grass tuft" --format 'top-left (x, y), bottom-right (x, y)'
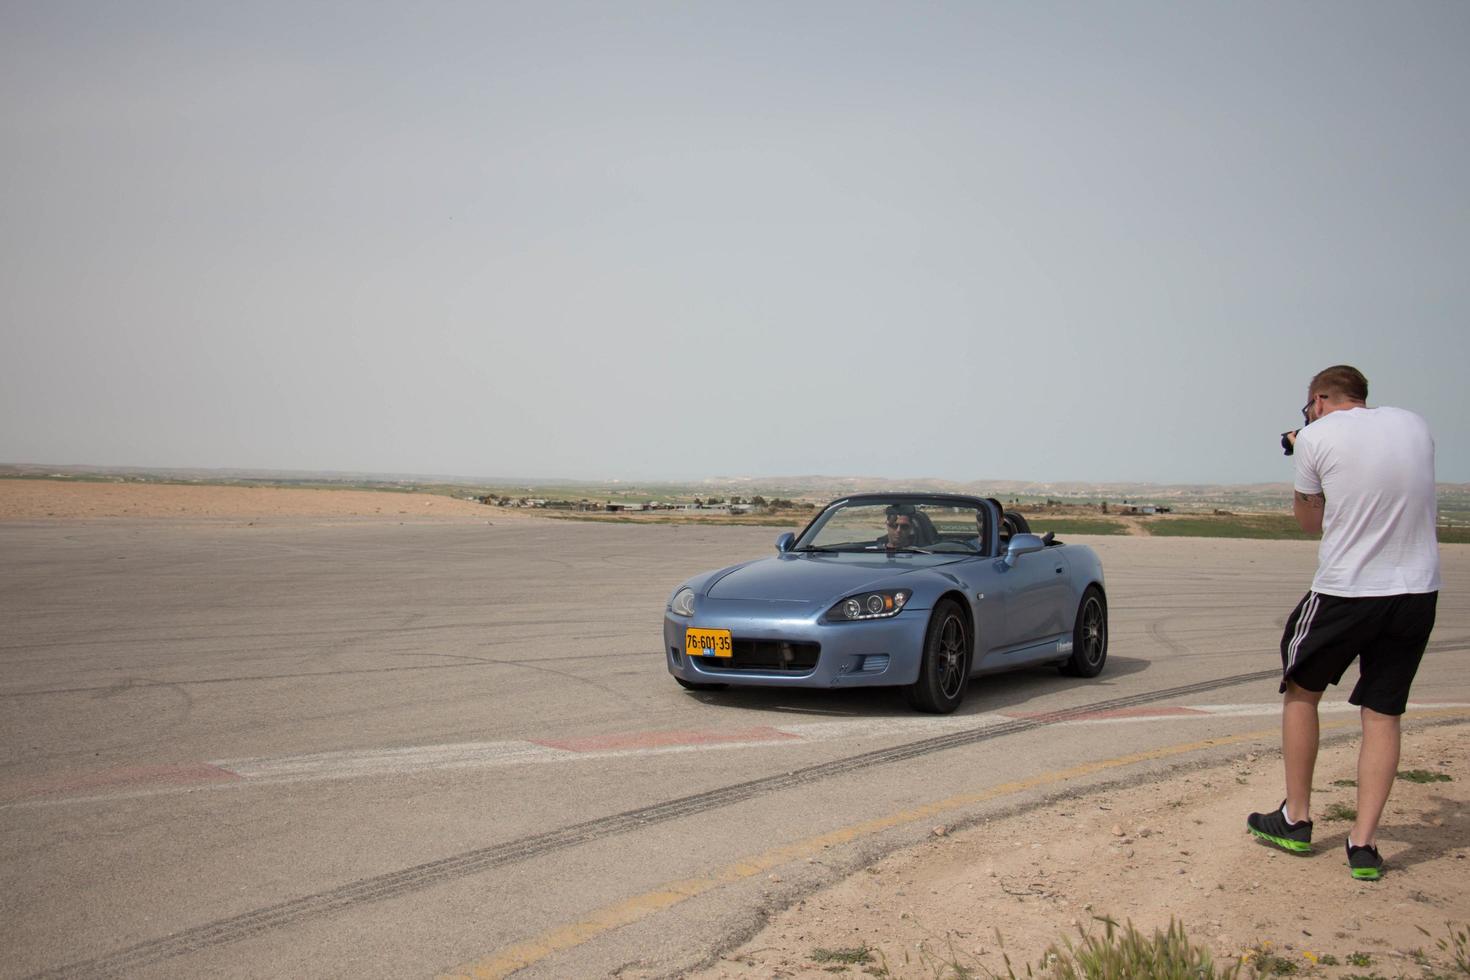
top-left (809, 945), bottom-right (872, 965)
top-left (984, 916), bottom-right (1241, 979)
top-left (1322, 802), bottom-right (1358, 822)
top-left (1418, 921), bottom-right (1470, 975)
top-left (1398, 769), bottom-right (1452, 783)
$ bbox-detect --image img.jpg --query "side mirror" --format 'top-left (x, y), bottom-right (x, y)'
top-left (775, 532), bottom-right (796, 554)
top-left (1004, 532), bottom-right (1045, 566)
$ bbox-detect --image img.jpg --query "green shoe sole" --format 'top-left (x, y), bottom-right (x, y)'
top-left (1248, 827), bottom-right (1312, 853)
top-left (1350, 866), bottom-right (1382, 880)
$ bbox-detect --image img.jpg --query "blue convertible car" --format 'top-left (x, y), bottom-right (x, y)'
top-left (664, 494), bottom-right (1107, 713)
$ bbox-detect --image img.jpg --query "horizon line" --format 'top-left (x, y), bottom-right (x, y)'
top-left (4, 462), bottom-right (1467, 492)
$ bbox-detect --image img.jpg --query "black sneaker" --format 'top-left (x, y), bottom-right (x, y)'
top-left (1346, 840), bottom-right (1383, 880)
top-left (1246, 800), bottom-right (1313, 853)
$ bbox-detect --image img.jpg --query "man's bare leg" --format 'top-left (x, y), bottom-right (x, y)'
top-left (1350, 707), bottom-right (1401, 846)
top-left (1283, 681), bottom-right (1323, 823)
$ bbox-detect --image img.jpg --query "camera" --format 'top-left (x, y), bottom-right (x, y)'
top-left (1280, 430), bottom-right (1299, 456)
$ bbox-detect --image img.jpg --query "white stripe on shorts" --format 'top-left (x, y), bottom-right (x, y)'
top-left (1285, 592), bottom-right (1321, 677)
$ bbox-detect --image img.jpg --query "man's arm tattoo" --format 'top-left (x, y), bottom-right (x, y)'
top-left (1295, 491), bottom-right (1325, 509)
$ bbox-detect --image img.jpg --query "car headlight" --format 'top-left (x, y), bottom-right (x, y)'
top-left (670, 588), bottom-right (696, 617)
top-left (827, 589), bottom-right (911, 621)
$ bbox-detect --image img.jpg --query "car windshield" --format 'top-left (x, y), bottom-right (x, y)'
top-left (794, 499), bottom-right (987, 554)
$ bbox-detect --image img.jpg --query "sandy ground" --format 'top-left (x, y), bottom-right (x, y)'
top-left (5, 480), bottom-right (1466, 978)
top-left (689, 721), bottom-right (1470, 979)
top-left (0, 478), bottom-right (510, 522)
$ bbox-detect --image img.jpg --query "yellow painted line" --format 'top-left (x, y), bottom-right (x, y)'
top-left (440, 708), bottom-right (1469, 980)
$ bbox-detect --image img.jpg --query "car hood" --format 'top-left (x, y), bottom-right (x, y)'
top-left (705, 553), bottom-right (964, 602)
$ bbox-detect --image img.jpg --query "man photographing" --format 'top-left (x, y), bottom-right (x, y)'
top-left (1248, 365), bottom-right (1441, 880)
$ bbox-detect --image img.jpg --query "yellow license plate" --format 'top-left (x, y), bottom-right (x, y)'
top-left (686, 627), bottom-right (733, 658)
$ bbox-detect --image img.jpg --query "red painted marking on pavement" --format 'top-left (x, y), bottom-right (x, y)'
top-left (534, 726), bottom-right (800, 753)
top-left (1005, 706), bottom-right (1210, 721)
top-left (2, 763), bottom-right (243, 801)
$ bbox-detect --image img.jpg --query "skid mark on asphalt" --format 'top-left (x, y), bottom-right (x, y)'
top-left (1145, 616), bottom-right (1190, 657)
top-left (535, 726), bottom-right (801, 752)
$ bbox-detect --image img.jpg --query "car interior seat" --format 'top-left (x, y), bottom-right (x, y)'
top-left (911, 511), bottom-right (940, 547)
top-left (998, 509), bottom-right (1031, 549)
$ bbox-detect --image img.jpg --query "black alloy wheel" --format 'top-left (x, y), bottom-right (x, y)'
top-left (1060, 586), bottom-right (1108, 678)
top-left (905, 598), bottom-right (971, 714)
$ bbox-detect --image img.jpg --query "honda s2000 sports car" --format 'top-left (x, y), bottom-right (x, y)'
top-left (664, 494), bottom-right (1107, 713)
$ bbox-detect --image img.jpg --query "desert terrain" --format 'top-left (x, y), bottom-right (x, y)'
top-left (687, 722), bottom-right (1469, 979)
top-left (0, 478), bottom-right (506, 522)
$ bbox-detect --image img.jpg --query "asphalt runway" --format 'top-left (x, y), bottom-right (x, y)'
top-left (2, 519), bottom-right (1466, 979)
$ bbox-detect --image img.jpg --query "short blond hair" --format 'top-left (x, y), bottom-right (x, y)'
top-left (1310, 364), bottom-right (1368, 402)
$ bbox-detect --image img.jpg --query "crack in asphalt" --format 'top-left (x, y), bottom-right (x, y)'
top-left (29, 668), bottom-right (1288, 979)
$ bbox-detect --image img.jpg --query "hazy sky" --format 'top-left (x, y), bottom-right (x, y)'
top-left (3, 2), bottom-right (1467, 484)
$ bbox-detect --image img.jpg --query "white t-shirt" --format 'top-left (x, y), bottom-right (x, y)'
top-left (1294, 405), bottom-right (1441, 597)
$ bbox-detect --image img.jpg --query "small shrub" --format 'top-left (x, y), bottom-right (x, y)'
top-left (1398, 769), bottom-right (1452, 784)
top-left (1244, 943), bottom-right (1299, 974)
top-left (1346, 951), bottom-right (1373, 966)
top-left (1322, 802), bottom-right (1357, 822)
top-left (811, 945), bottom-right (873, 965)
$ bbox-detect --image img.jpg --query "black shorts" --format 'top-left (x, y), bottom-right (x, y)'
top-left (1279, 591), bottom-right (1438, 715)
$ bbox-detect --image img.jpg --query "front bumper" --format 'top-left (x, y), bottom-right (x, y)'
top-left (663, 598), bottom-right (930, 688)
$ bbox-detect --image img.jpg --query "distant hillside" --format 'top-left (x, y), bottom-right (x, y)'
top-left (703, 474), bottom-right (1300, 503)
top-left (3, 463), bottom-right (1465, 518)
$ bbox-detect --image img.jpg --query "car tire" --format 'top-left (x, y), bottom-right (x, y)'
top-left (904, 598), bottom-right (970, 714)
top-left (1060, 586), bottom-right (1107, 678)
top-left (675, 676), bottom-right (728, 692)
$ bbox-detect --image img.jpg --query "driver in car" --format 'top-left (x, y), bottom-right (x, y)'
top-left (878, 504), bottom-right (918, 551)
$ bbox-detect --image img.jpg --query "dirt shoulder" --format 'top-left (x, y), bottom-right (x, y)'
top-left (690, 719), bottom-right (1470, 979)
top-left (0, 478), bottom-right (523, 522)
top-left (0, 479), bottom-right (818, 529)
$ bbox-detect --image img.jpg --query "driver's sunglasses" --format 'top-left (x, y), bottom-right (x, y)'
top-left (886, 517), bottom-right (911, 528)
